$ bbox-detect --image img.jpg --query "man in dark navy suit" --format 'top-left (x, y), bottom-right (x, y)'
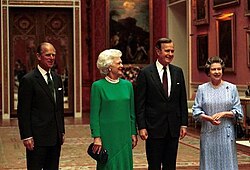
top-left (136, 38), bottom-right (188, 170)
top-left (17, 42), bottom-right (65, 170)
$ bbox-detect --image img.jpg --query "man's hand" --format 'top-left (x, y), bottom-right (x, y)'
top-left (179, 127), bottom-right (187, 140)
top-left (62, 133), bottom-right (65, 144)
top-left (23, 138), bottom-right (34, 151)
top-left (139, 129), bottom-right (148, 140)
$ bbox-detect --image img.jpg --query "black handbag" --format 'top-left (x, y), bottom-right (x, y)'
top-left (87, 143), bottom-right (108, 164)
top-left (234, 113), bottom-right (244, 139)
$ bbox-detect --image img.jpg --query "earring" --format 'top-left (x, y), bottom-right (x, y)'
top-left (108, 68), bottom-right (112, 72)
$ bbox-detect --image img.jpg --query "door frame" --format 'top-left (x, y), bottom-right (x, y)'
top-left (1, 0), bottom-right (82, 119)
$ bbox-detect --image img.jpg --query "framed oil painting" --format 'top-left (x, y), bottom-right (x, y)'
top-left (216, 13), bottom-right (235, 72)
top-left (246, 0), bottom-right (250, 16)
top-left (106, 0), bottom-right (152, 64)
top-left (247, 31), bottom-right (250, 67)
top-left (194, 0), bottom-right (209, 25)
top-left (213, 0), bottom-right (239, 9)
top-left (197, 34), bottom-right (208, 69)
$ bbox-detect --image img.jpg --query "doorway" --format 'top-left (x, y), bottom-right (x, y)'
top-left (9, 7), bottom-right (74, 116)
top-left (168, 1), bottom-right (189, 97)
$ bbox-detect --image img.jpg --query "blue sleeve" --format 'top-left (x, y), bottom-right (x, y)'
top-left (192, 85), bottom-right (205, 121)
top-left (231, 85), bottom-right (243, 120)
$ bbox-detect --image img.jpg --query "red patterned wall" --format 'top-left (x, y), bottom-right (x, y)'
top-left (191, 1), bottom-right (250, 85)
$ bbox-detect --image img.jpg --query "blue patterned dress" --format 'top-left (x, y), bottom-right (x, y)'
top-left (192, 81), bottom-right (243, 170)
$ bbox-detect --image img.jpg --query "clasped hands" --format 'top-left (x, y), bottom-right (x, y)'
top-left (202, 112), bottom-right (225, 125)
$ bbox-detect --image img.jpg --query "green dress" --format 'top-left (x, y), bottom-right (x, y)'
top-left (90, 78), bottom-right (137, 170)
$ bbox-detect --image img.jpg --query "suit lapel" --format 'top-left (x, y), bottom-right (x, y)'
top-left (169, 64), bottom-right (177, 100)
top-left (34, 68), bottom-right (55, 103)
top-left (150, 64), bottom-right (168, 100)
top-left (51, 72), bottom-right (60, 103)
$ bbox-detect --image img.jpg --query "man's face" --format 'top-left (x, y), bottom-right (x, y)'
top-left (156, 42), bottom-right (174, 66)
top-left (37, 44), bottom-right (56, 71)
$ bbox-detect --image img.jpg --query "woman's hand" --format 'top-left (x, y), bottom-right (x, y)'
top-left (200, 114), bottom-right (221, 125)
top-left (132, 135), bottom-right (138, 149)
top-left (210, 119), bottom-right (221, 125)
top-left (212, 111), bottom-right (234, 120)
top-left (93, 137), bottom-right (102, 154)
top-left (211, 112), bottom-right (224, 121)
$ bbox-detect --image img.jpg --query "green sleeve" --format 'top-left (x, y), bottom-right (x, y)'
top-left (129, 83), bottom-right (137, 135)
top-left (90, 82), bottom-right (101, 137)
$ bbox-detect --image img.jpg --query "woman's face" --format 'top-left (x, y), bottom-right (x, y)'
top-left (109, 57), bottom-right (124, 78)
top-left (209, 63), bottom-right (223, 83)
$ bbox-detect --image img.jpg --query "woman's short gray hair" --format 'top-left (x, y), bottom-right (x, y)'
top-left (97, 49), bottom-right (122, 75)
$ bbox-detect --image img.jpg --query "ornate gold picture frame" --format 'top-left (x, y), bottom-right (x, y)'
top-left (197, 34), bottom-right (208, 69)
top-left (246, 0), bottom-right (250, 16)
top-left (246, 31), bottom-right (250, 67)
top-left (216, 13), bottom-right (235, 72)
top-left (194, 0), bottom-right (209, 25)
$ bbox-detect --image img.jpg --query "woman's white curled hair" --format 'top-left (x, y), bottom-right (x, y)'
top-left (97, 49), bottom-right (122, 75)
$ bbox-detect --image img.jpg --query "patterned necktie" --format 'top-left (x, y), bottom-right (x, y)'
top-left (46, 72), bottom-right (55, 99)
top-left (162, 66), bottom-right (168, 96)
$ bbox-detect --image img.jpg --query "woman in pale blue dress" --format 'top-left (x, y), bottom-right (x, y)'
top-left (192, 56), bottom-right (243, 170)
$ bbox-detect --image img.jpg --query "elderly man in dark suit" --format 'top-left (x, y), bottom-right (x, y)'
top-left (136, 38), bottom-right (188, 170)
top-left (17, 42), bottom-right (65, 170)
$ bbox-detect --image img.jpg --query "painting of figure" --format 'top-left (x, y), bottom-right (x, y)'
top-left (109, 0), bottom-right (151, 64)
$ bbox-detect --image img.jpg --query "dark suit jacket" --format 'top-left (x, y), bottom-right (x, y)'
top-left (136, 63), bottom-right (188, 138)
top-left (17, 67), bottom-right (65, 146)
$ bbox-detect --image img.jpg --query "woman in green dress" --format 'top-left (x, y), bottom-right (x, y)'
top-left (90, 49), bottom-right (138, 170)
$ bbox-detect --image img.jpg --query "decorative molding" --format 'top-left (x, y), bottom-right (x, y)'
top-left (213, 0), bottom-right (240, 9)
top-left (5, 0), bottom-right (79, 7)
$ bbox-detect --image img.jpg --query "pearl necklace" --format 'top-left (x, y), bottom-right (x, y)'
top-left (105, 76), bottom-right (119, 84)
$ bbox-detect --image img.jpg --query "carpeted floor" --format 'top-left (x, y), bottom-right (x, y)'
top-left (0, 124), bottom-right (250, 169)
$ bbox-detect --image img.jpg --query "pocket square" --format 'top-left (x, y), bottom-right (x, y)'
top-left (58, 87), bottom-right (63, 90)
top-left (177, 83), bottom-right (180, 85)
